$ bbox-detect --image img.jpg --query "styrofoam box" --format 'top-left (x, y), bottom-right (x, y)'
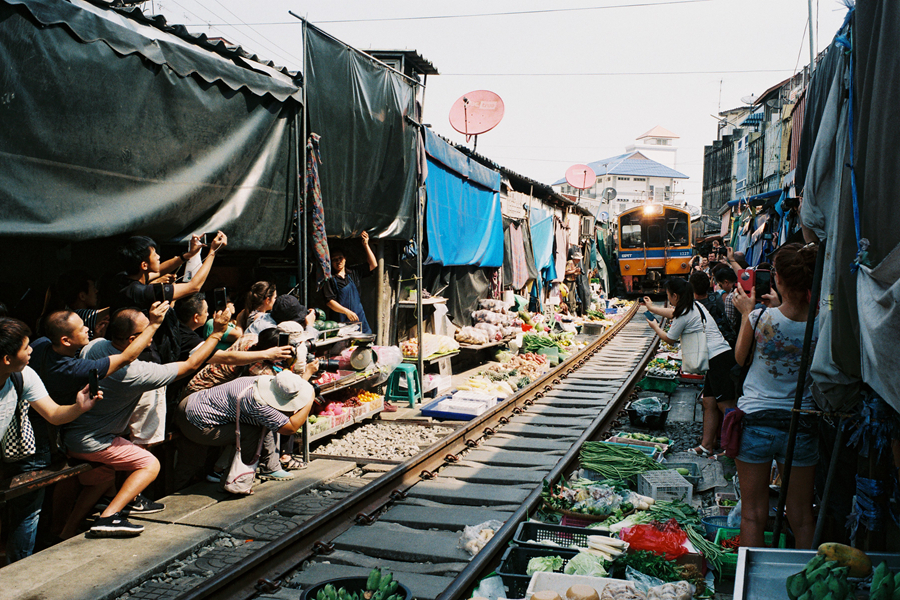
top-left (525, 572), bottom-right (636, 599)
top-left (435, 398), bottom-right (489, 416)
top-left (453, 390), bottom-right (499, 407)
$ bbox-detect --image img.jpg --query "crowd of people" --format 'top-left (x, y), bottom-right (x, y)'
top-left (644, 239), bottom-right (820, 548)
top-left (0, 230), bottom-right (360, 557)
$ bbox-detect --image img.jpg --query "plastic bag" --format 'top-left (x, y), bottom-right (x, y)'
top-left (646, 581), bottom-right (694, 600)
top-left (472, 309), bottom-right (505, 325)
top-left (372, 345), bottom-right (403, 376)
top-left (619, 519), bottom-right (688, 560)
top-left (632, 396), bottom-right (665, 418)
top-left (626, 566), bottom-right (665, 593)
top-left (726, 499), bottom-right (742, 528)
top-left (458, 519), bottom-right (504, 556)
top-left (478, 299), bottom-right (508, 313)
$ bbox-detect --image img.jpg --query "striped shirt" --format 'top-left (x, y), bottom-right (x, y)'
top-left (184, 377), bottom-right (288, 432)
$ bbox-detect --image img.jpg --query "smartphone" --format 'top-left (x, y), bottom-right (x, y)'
top-left (755, 269), bottom-right (772, 298)
top-left (152, 283), bottom-right (166, 303)
top-left (278, 332), bottom-right (291, 347)
top-left (737, 269), bottom-right (755, 294)
top-left (88, 368), bottom-right (99, 398)
top-left (213, 287), bottom-right (228, 312)
top-left (644, 312), bottom-right (657, 322)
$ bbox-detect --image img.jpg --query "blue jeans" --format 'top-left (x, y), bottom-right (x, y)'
top-left (736, 424), bottom-right (819, 467)
top-left (5, 450), bottom-right (50, 563)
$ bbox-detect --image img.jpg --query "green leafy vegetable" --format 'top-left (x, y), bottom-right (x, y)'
top-left (564, 552), bottom-right (609, 577)
top-left (612, 550), bottom-right (681, 581)
top-left (580, 441), bottom-right (666, 479)
top-left (526, 555), bottom-right (565, 575)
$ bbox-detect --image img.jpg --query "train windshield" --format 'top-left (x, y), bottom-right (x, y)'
top-left (665, 209), bottom-right (690, 246)
top-left (620, 213), bottom-right (642, 248)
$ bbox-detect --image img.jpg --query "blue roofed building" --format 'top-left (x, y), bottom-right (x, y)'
top-left (552, 127), bottom-right (689, 218)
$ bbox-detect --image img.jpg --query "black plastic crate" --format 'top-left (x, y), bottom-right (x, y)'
top-left (513, 522), bottom-right (597, 550)
top-left (497, 546), bottom-right (579, 598)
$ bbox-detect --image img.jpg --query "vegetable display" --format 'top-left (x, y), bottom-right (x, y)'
top-left (564, 552), bottom-right (609, 577)
top-left (611, 550), bottom-right (681, 582)
top-left (786, 554), bottom-right (857, 600)
top-left (616, 432), bottom-right (671, 444)
top-left (579, 442), bottom-right (666, 480)
top-left (542, 478), bottom-right (654, 519)
top-left (315, 568), bottom-right (402, 600)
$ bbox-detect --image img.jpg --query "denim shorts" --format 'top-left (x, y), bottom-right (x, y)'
top-left (736, 424), bottom-right (819, 467)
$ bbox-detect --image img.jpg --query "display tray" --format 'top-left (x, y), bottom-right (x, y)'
top-left (457, 335), bottom-right (515, 351)
top-left (541, 503), bottom-right (634, 523)
top-left (401, 350), bottom-right (459, 363)
top-left (734, 549), bottom-right (900, 600)
top-left (420, 393), bottom-right (499, 421)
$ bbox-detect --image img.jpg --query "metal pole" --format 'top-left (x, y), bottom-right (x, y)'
top-left (812, 417), bottom-right (845, 546)
top-left (375, 244), bottom-right (385, 346)
top-left (772, 239), bottom-right (826, 546)
top-left (416, 186), bottom-right (425, 401)
top-left (807, 0), bottom-right (816, 74)
top-left (300, 18), bottom-right (310, 462)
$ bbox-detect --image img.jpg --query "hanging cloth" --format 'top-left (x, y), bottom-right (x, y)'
top-left (306, 133), bottom-right (331, 286)
top-left (553, 219), bottom-right (567, 283)
top-left (508, 221), bottom-right (530, 289)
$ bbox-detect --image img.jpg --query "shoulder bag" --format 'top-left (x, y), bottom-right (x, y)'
top-left (680, 306), bottom-right (709, 374)
top-left (222, 389), bottom-right (266, 495)
top-left (2, 372), bottom-right (36, 462)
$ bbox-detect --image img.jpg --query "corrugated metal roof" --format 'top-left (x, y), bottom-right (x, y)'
top-left (552, 151), bottom-right (688, 185)
top-left (741, 108), bottom-right (765, 126)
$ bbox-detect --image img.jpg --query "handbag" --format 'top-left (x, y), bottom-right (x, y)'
top-left (222, 390), bottom-right (266, 495)
top-left (730, 308), bottom-right (765, 397)
top-left (2, 372), bottom-right (37, 462)
top-left (680, 306), bottom-right (710, 374)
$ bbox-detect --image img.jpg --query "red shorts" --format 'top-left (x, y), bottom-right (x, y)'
top-left (69, 437), bottom-right (158, 487)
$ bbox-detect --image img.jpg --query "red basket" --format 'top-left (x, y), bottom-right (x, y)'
top-left (560, 515), bottom-right (594, 529)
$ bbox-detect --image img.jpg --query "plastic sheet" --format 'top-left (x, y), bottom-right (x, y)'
top-left (632, 397), bottom-right (665, 418)
top-left (619, 520), bottom-right (688, 561)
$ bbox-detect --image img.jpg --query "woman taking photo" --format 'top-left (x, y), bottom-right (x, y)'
top-left (643, 277), bottom-right (736, 457)
top-left (732, 242), bottom-right (818, 548)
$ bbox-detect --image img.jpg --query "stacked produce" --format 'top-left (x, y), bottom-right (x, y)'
top-left (645, 358), bottom-right (679, 379)
top-left (400, 333), bottom-right (458, 359)
top-left (478, 352), bottom-right (547, 390)
top-left (307, 388), bottom-right (383, 433)
top-left (313, 568), bottom-right (403, 600)
top-left (541, 477), bottom-right (655, 519)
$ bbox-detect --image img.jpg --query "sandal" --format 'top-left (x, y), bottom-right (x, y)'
top-left (281, 456), bottom-right (309, 471)
top-left (258, 469), bottom-right (295, 481)
top-left (687, 445), bottom-right (714, 458)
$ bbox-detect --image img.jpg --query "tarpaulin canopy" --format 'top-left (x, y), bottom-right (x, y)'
top-left (424, 129), bottom-right (503, 267)
top-left (304, 22), bottom-right (418, 240)
top-left (0, 0), bottom-right (299, 250)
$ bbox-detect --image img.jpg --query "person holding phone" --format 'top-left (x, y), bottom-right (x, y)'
top-left (731, 242), bottom-right (819, 549)
top-left (643, 277), bottom-right (735, 458)
top-left (109, 232), bottom-right (227, 448)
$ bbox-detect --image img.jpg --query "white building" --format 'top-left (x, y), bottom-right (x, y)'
top-left (553, 129), bottom-right (689, 218)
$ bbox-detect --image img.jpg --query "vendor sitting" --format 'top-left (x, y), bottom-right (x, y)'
top-left (323, 232), bottom-right (377, 334)
top-left (564, 246), bottom-right (583, 316)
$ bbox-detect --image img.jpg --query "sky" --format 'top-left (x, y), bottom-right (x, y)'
top-left (153, 0), bottom-right (849, 206)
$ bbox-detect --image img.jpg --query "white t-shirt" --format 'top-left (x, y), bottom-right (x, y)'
top-left (739, 308), bottom-right (818, 414)
top-left (0, 367), bottom-right (48, 445)
top-left (666, 304), bottom-right (731, 360)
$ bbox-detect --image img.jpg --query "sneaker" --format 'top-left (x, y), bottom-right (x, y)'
top-left (90, 512), bottom-right (144, 537)
top-left (124, 494), bottom-right (165, 515)
top-left (257, 469), bottom-right (295, 481)
top-left (206, 470), bottom-right (224, 483)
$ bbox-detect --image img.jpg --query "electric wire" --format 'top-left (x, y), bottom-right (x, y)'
top-left (181, 0), bottom-right (713, 26)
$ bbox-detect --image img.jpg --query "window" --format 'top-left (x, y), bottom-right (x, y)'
top-left (665, 208), bottom-right (690, 246)
top-left (634, 177), bottom-right (646, 182)
top-left (618, 177), bottom-right (631, 181)
top-left (620, 214), bottom-right (642, 248)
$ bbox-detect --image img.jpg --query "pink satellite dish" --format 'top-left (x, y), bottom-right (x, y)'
top-left (449, 90), bottom-right (505, 140)
top-left (565, 164), bottom-right (596, 190)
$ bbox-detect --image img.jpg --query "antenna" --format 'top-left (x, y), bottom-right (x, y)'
top-left (564, 164), bottom-right (595, 207)
top-left (449, 90), bottom-right (504, 152)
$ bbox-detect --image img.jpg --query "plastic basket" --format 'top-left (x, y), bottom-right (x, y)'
top-left (661, 462), bottom-right (701, 489)
top-left (714, 527), bottom-right (787, 549)
top-left (700, 515), bottom-right (732, 539)
top-left (626, 400), bottom-right (672, 428)
top-left (637, 470), bottom-right (692, 504)
top-left (497, 546), bottom-right (578, 598)
top-left (513, 522), bottom-right (596, 550)
top-left (714, 492), bottom-right (738, 515)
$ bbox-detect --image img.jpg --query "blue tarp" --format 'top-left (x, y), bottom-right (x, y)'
top-left (423, 131), bottom-right (503, 267)
top-left (530, 213), bottom-right (555, 272)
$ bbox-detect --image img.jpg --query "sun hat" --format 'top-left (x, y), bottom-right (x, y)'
top-left (253, 371), bottom-right (314, 412)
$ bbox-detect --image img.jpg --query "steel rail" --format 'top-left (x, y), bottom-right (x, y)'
top-left (175, 304), bottom-right (641, 600)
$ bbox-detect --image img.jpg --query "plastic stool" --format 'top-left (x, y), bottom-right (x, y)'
top-left (384, 364), bottom-right (422, 408)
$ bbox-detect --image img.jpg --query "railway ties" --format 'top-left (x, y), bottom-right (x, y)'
top-left (289, 315), bottom-right (659, 600)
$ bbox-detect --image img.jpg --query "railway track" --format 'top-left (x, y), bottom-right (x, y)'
top-left (164, 303), bottom-right (658, 600)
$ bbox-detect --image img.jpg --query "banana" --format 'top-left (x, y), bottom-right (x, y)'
top-left (366, 568), bottom-right (382, 591)
top-left (805, 554), bottom-right (826, 576)
top-left (787, 571), bottom-right (809, 600)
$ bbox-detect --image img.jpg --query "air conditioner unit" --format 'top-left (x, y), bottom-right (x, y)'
top-left (581, 216), bottom-right (595, 237)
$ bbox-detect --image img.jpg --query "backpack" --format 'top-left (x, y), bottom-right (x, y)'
top-left (699, 295), bottom-right (736, 347)
top-left (2, 372), bottom-right (36, 462)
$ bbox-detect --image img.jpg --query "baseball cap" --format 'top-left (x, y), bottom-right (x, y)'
top-left (271, 295), bottom-right (308, 324)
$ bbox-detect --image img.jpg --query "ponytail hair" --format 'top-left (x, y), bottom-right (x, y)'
top-left (244, 281), bottom-right (276, 313)
top-left (774, 242), bottom-right (818, 297)
top-left (665, 277), bottom-right (695, 318)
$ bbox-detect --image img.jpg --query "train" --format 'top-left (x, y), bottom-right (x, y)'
top-left (615, 203), bottom-right (693, 295)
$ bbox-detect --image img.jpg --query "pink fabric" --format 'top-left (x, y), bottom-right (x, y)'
top-left (69, 436), bottom-right (157, 486)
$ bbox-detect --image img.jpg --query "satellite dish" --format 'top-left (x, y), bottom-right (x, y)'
top-left (766, 97), bottom-right (784, 109)
top-left (602, 187), bottom-right (617, 202)
top-left (740, 93), bottom-right (758, 105)
top-left (599, 211), bottom-right (609, 221)
top-left (565, 164), bottom-right (596, 190)
top-left (449, 90), bottom-right (504, 149)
